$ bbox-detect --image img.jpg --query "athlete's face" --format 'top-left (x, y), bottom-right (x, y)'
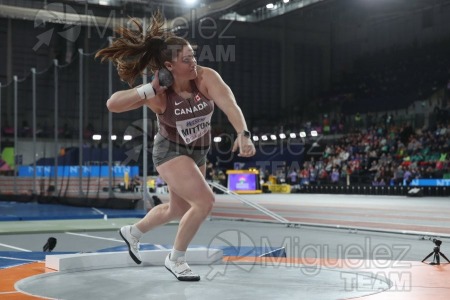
top-left (169, 45), bottom-right (197, 80)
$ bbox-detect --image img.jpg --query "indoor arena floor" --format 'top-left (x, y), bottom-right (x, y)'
top-left (1, 193), bottom-right (449, 300)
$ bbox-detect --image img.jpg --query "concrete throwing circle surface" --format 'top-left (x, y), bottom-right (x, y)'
top-left (16, 264), bottom-right (391, 300)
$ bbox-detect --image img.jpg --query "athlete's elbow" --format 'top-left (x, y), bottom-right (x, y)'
top-left (106, 95), bottom-right (120, 112)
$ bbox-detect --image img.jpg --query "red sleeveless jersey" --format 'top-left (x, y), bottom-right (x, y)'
top-left (157, 80), bottom-right (214, 147)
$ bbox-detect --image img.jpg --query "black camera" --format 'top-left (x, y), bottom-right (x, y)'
top-left (433, 239), bottom-right (442, 247)
top-left (423, 238), bottom-right (449, 265)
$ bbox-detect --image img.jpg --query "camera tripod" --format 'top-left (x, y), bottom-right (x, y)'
top-left (422, 239), bottom-right (450, 265)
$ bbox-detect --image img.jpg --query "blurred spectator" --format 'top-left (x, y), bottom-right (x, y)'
top-left (330, 168), bottom-right (340, 184)
top-left (309, 166), bottom-right (318, 185)
top-left (217, 171), bottom-right (227, 187)
top-left (155, 175), bottom-right (165, 187)
top-left (315, 116), bottom-right (449, 186)
top-left (130, 175), bottom-right (142, 191)
top-left (206, 161), bottom-right (214, 181)
top-left (300, 168), bottom-right (309, 185)
top-left (288, 169), bottom-right (298, 185)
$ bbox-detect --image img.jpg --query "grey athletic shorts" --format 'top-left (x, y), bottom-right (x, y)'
top-left (152, 133), bottom-right (210, 167)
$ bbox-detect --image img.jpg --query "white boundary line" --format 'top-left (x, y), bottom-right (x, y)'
top-left (0, 243), bottom-right (32, 252)
top-left (91, 207), bottom-right (105, 215)
top-left (0, 256), bottom-right (39, 262)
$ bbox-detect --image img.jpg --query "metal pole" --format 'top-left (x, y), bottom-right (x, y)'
top-left (54, 59), bottom-right (59, 193)
top-left (6, 19), bottom-right (12, 123)
top-left (31, 68), bottom-right (37, 194)
top-left (13, 75), bottom-right (18, 194)
top-left (78, 49), bottom-right (84, 197)
top-left (208, 181), bottom-right (289, 224)
top-left (142, 17), bottom-right (150, 207)
top-left (108, 36), bottom-right (114, 198)
top-left (0, 82), bottom-right (2, 154)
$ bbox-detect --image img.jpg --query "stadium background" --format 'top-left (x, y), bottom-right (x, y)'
top-left (0, 0), bottom-right (449, 200)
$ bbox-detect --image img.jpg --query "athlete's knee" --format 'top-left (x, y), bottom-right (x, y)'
top-left (197, 194), bottom-right (215, 216)
top-left (166, 200), bottom-right (186, 217)
top-left (171, 205), bottom-right (189, 219)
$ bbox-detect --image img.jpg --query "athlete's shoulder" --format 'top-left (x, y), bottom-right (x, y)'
top-left (196, 66), bottom-right (222, 87)
top-left (197, 66), bottom-right (220, 78)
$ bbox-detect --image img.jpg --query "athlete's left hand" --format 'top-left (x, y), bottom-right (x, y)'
top-left (232, 134), bottom-right (256, 157)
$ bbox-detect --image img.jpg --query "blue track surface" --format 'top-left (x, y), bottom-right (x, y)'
top-left (0, 201), bottom-right (146, 221)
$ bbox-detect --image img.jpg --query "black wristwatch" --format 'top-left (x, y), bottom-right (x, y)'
top-left (240, 130), bottom-right (251, 138)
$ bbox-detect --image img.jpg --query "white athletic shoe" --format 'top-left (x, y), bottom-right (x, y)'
top-left (119, 225), bottom-right (142, 264)
top-left (164, 254), bottom-right (200, 281)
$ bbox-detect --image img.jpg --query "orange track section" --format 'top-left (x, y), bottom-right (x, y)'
top-left (0, 262), bottom-right (55, 300)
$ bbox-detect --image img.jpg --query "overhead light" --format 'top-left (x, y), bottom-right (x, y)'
top-left (111, 135), bottom-right (117, 141)
top-left (123, 135), bottom-right (132, 141)
top-left (99, 0), bottom-right (109, 6)
top-left (266, 3), bottom-right (274, 9)
top-left (283, 0), bottom-right (290, 3)
top-left (279, 133), bottom-right (286, 139)
top-left (261, 135), bottom-right (268, 141)
top-left (270, 134), bottom-right (277, 140)
top-left (185, 0), bottom-right (198, 5)
top-left (289, 133), bottom-right (296, 138)
top-left (252, 136), bottom-right (259, 141)
top-left (311, 130), bottom-right (318, 137)
top-left (92, 134), bottom-right (102, 141)
top-left (299, 131), bottom-right (306, 138)
top-left (213, 137), bottom-right (222, 142)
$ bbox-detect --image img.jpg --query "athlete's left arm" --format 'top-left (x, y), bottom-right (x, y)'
top-left (202, 67), bottom-right (255, 157)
